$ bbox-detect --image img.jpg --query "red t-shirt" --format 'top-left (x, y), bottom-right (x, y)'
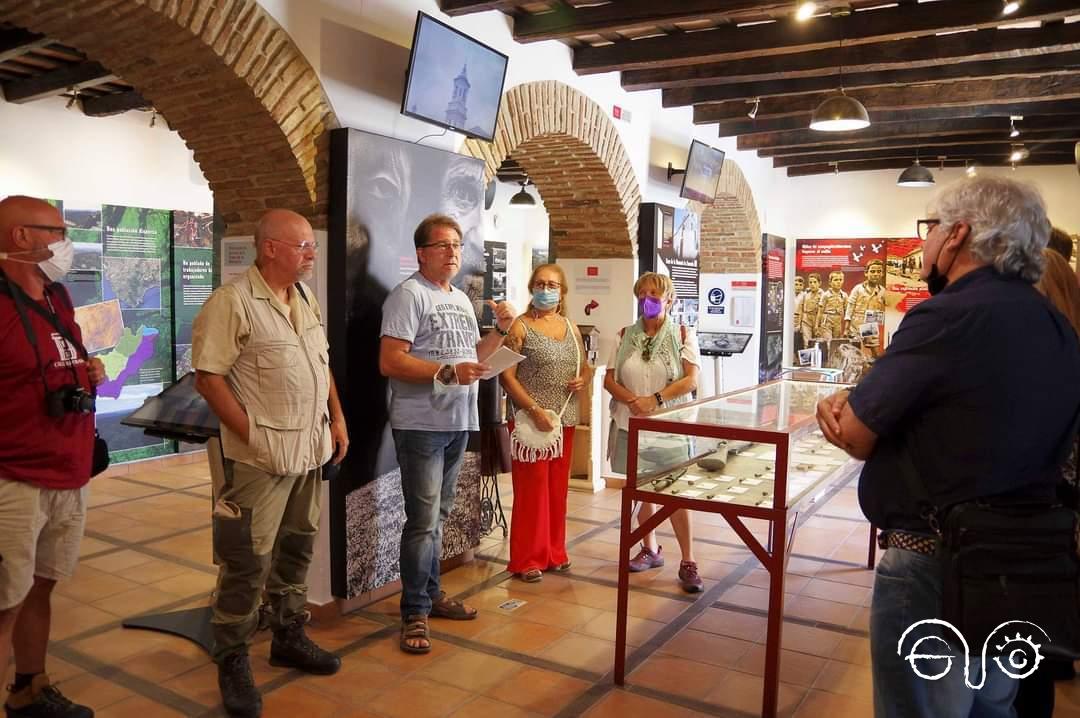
top-left (0, 284), bottom-right (94, 489)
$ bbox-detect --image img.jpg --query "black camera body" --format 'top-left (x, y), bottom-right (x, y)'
top-left (45, 385), bottom-right (95, 418)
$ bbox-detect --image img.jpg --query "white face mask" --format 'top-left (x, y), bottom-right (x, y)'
top-left (0, 239), bottom-right (74, 282)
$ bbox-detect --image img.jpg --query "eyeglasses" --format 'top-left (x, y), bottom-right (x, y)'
top-left (421, 241), bottom-right (463, 252)
top-left (21, 224), bottom-right (67, 238)
top-left (267, 237), bottom-right (319, 251)
top-left (533, 281), bottom-right (562, 290)
top-left (916, 219), bottom-right (941, 241)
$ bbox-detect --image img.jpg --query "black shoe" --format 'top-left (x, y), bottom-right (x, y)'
top-left (269, 622), bottom-right (341, 675)
top-left (217, 652), bottom-right (261, 718)
top-left (5, 675), bottom-right (93, 718)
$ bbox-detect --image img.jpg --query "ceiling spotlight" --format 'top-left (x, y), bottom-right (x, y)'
top-left (831, 162), bottom-right (839, 176)
top-left (149, 111), bottom-right (157, 128)
top-left (509, 180), bottom-right (536, 208)
top-left (795, 1), bottom-right (817, 21)
top-left (65, 87), bottom-right (78, 110)
top-left (965, 160), bottom-right (977, 177)
top-left (1009, 145), bottom-right (1030, 163)
top-left (1009, 115), bottom-right (1023, 138)
top-left (747, 98), bottom-right (760, 120)
top-left (1002, 0), bottom-right (1021, 15)
top-left (897, 157), bottom-right (935, 188)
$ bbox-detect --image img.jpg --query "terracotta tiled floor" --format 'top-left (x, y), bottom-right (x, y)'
top-left (5, 451), bottom-right (1080, 717)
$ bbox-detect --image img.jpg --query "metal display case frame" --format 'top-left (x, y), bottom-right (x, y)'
top-left (612, 379), bottom-right (872, 718)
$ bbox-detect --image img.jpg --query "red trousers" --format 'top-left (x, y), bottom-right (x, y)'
top-left (507, 425), bottom-right (575, 574)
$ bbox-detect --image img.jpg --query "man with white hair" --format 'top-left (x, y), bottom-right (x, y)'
top-left (816, 177), bottom-right (1080, 717)
top-left (193, 209), bottom-right (349, 718)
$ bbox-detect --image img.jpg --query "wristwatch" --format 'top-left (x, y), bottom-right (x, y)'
top-left (654, 392), bottom-right (665, 407)
top-left (436, 364), bottom-right (458, 386)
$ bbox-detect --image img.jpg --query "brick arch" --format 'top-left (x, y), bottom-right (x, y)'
top-left (462, 81), bottom-right (640, 259)
top-left (0, 0), bottom-right (338, 236)
top-left (698, 159), bottom-right (763, 273)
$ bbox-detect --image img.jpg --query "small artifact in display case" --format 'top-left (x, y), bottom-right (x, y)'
top-left (629, 380), bottom-right (861, 511)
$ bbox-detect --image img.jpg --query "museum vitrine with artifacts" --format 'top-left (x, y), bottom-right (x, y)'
top-left (627, 380), bottom-right (858, 512)
top-left (613, 379), bottom-right (868, 718)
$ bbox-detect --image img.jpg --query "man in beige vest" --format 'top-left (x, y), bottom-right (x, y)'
top-left (192, 209), bottom-right (348, 718)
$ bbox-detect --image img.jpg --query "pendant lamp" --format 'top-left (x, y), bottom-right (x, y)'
top-left (810, 37), bottom-right (870, 132)
top-left (509, 180), bottom-right (536, 208)
top-left (897, 157), bottom-right (935, 188)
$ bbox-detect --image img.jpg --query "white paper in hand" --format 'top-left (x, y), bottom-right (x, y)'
top-left (480, 346), bottom-right (526, 380)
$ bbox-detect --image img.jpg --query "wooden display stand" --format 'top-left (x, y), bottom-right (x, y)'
top-left (611, 385), bottom-right (871, 718)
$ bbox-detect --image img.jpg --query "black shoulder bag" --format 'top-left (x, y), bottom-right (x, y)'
top-left (898, 420), bottom-right (1080, 659)
top-left (0, 275), bottom-right (109, 477)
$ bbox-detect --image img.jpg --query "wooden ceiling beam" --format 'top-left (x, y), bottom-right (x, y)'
top-left (439, 0), bottom-right (525, 16)
top-left (760, 129), bottom-right (1080, 158)
top-left (0, 27), bottom-right (50, 64)
top-left (663, 51), bottom-right (1080, 106)
top-left (80, 89), bottom-right (151, 117)
top-left (1, 61), bottom-right (118, 104)
top-left (511, 1), bottom-right (786, 43)
top-left (788, 156), bottom-right (1076, 177)
top-left (622, 24), bottom-right (1080, 91)
top-left (714, 99), bottom-right (1080, 136)
top-left (696, 75), bottom-right (1080, 123)
top-left (574, 0), bottom-right (1080, 74)
top-left (773, 141), bottom-right (1080, 167)
top-left (738, 115), bottom-right (1080, 150)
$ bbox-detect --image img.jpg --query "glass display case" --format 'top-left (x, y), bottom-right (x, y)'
top-left (628, 380), bottom-right (855, 513)
top-left (613, 380), bottom-right (869, 718)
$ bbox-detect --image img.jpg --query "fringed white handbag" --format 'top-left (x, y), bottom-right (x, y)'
top-left (510, 319), bottom-right (580, 463)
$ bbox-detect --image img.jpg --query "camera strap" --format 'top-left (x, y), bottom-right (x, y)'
top-left (0, 273), bottom-right (89, 394)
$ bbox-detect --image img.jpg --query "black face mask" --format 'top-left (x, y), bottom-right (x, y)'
top-left (925, 264), bottom-right (948, 296)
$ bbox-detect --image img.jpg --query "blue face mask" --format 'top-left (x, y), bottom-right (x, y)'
top-left (532, 287), bottom-right (560, 310)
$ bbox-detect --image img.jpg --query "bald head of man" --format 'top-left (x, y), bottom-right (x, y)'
top-left (0, 196), bottom-right (67, 296)
top-left (252, 209), bottom-right (317, 290)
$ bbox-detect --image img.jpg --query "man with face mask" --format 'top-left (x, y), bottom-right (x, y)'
top-left (844, 259), bottom-right (886, 356)
top-left (379, 214), bottom-right (515, 655)
top-left (0, 196), bottom-right (105, 718)
top-left (192, 209), bottom-right (349, 717)
top-left (815, 177), bottom-right (1080, 718)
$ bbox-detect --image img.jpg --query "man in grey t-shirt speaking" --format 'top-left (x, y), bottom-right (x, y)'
top-left (379, 213), bottom-right (515, 654)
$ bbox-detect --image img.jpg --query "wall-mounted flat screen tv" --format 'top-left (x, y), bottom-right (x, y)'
top-left (401, 12), bottom-right (509, 143)
top-left (680, 139), bottom-right (726, 204)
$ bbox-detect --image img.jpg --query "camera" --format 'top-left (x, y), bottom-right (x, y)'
top-left (45, 385), bottom-right (95, 417)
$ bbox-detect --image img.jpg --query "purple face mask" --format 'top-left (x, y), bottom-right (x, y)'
top-left (639, 295), bottom-right (664, 319)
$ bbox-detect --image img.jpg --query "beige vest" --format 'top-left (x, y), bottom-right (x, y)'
top-left (220, 267), bottom-right (332, 476)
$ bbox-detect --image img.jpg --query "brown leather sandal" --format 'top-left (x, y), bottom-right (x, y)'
top-left (400, 614), bottom-right (431, 654)
top-left (429, 591), bottom-right (478, 620)
top-left (550, 561), bottom-right (572, 573)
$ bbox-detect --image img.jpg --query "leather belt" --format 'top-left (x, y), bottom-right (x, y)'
top-left (877, 529), bottom-right (938, 556)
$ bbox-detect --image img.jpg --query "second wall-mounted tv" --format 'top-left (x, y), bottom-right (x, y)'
top-left (401, 12), bottom-right (509, 143)
top-left (680, 140), bottom-right (726, 204)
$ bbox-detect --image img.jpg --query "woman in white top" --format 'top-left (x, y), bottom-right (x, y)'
top-left (604, 272), bottom-right (702, 593)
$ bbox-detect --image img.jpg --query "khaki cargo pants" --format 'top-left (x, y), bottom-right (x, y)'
top-left (211, 458), bottom-right (320, 663)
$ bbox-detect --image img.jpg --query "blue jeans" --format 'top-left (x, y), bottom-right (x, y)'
top-left (393, 429), bottom-right (468, 620)
top-left (871, 547), bottom-right (1018, 718)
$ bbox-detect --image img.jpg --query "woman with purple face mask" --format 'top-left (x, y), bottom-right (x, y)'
top-left (604, 272), bottom-right (703, 593)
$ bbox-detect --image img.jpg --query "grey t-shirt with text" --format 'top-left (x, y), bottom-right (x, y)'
top-left (380, 272), bottom-right (480, 432)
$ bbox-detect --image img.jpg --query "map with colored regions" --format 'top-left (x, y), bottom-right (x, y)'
top-left (98, 326), bottom-right (160, 399)
top-left (73, 299), bottom-right (124, 354)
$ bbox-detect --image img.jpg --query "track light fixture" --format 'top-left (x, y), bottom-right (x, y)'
top-left (965, 160), bottom-right (977, 178)
top-left (149, 111), bottom-right (157, 128)
top-left (795, 2), bottom-right (817, 21)
top-left (1002, 0), bottom-right (1021, 15)
top-left (65, 87), bottom-right (78, 110)
top-left (747, 98), bottom-right (760, 120)
top-left (831, 162), bottom-right (839, 176)
top-left (1009, 115), bottom-right (1022, 139)
top-left (1009, 145), bottom-right (1030, 163)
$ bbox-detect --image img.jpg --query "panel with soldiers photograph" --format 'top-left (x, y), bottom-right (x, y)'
top-left (792, 239), bottom-right (889, 372)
